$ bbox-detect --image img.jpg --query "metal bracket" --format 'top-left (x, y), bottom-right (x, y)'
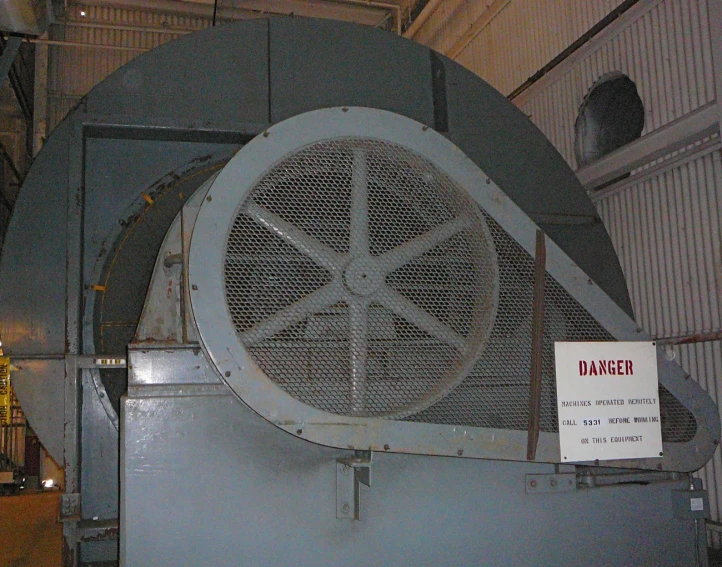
top-left (60, 493), bottom-right (81, 521)
top-left (336, 450), bottom-right (372, 520)
top-left (525, 473), bottom-right (576, 494)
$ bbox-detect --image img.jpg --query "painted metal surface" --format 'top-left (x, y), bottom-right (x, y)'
top-left (45, 4), bottom-right (207, 135)
top-left (8, 358), bottom-right (64, 463)
top-left (187, 107), bottom-right (718, 471)
top-left (121, 353), bottom-right (708, 566)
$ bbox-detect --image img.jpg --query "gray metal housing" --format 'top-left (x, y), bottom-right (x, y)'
top-left (0, 17), bottom-right (717, 565)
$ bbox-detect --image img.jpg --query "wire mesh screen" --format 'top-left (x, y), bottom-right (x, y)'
top-left (407, 213), bottom-right (697, 443)
top-left (222, 136), bottom-right (697, 443)
top-left (224, 138), bottom-right (498, 418)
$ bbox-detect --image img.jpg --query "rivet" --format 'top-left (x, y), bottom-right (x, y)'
top-left (383, 444), bottom-right (390, 451)
top-left (457, 449), bottom-right (464, 456)
top-left (422, 125), bottom-right (429, 131)
top-left (191, 284), bottom-right (198, 291)
top-left (549, 479), bottom-right (557, 487)
top-left (341, 465), bottom-right (350, 476)
top-left (530, 480), bottom-right (537, 488)
top-left (263, 131), bottom-right (270, 137)
top-left (485, 178), bottom-right (491, 185)
top-left (342, 107), bottom-right (349, 112)
top-left (296, 429), bottom-right (303, 435)
top-left (594, 459), bottom-right (599, 465)
top-left (341, 502), bottom-right (350, 514)
top-left (659, 452), bottom-right (663, 456)
top-left (206, 195), bottom-right (212, 202)
top-left (224, 371), bottom-right (231, 377)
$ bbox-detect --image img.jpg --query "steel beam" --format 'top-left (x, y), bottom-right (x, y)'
top-left (709, 0), bottom-right (722, 139)
top-left (445, 0), bottom-right (510, 60)
top-left (0, 36), bottom-right (21, 90)
top-left (576, 102), bottom-right (719, 190)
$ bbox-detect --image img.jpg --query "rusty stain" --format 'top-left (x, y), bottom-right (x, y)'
top-left (78, 525), bottom-right (119, 542)
top-left (526, 230), bottom-right (546, 461)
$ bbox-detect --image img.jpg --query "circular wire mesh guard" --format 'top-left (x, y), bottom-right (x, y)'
top-left (223, 138), bottom-right (498, 418)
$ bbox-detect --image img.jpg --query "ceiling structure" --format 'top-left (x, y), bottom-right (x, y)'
top-left (71, 0), bottom-right (417, 33)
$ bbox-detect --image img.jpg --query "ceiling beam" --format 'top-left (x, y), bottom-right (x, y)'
top-left (445, 0), bottom-right (509, 59)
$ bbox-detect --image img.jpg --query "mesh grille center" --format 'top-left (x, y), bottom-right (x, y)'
top-left (223, 138), bottom-right (498, 418)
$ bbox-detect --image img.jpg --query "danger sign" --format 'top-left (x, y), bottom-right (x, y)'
top-left (555, 342), bottom-right (663, 462)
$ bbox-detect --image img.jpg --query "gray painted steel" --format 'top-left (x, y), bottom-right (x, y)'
top-left (122, 347), bottom-right (707, 567)
top-left (187, 107), bottom-right (719, 472)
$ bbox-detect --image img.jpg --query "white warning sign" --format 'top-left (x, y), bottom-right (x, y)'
top-left (555, 342), bottom-right (663, 462)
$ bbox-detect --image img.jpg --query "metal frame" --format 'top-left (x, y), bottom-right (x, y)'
top-left (188, 106), bottom-right (720, 472)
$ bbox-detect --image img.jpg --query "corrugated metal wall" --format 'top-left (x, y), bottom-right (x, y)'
top-left (595, 144), bottom-right (722, 545)
top-left (45, 3), bottom-right (208, 134)
top-left (414, 0), bottom-right (627, 95)
top-left (517, 0), bottom-right (715, 169)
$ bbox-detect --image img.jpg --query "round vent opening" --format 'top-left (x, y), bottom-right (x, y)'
top-left (222, 137), bottom-right (498, 418)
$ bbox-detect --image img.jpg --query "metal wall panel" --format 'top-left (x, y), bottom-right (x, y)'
top-left (595, 148), bottom-right (722, 538)
top-left (518, 0), bottom-right (715, 168)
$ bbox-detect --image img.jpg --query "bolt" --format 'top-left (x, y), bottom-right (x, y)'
top-left (206, 195), bottom-right (212, 202)
top-left (263, 131), bottom-right (269, 137)
top-left (529, 480), bottom-right (537, 488)
top-left (224, 371), bottom-right (231, 377)
top-left (383, 444), bottom-right (390, 451)
top-left (296, 429), bottom-right (303, 435)
top-left (457, 449), bottom-right (464, 456)
top-left (659, 452), bottom-right (663, 457)
top-left (485, 178), bottom-right (491, 185)
top-left (422, 125), bottom-right (429, 131)
top-left (342, 107), bottom-right (349, 112)
top-left (341, 502), bottom-right (350, 514)
top-left (549, 479), bottom-right (557, 487)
